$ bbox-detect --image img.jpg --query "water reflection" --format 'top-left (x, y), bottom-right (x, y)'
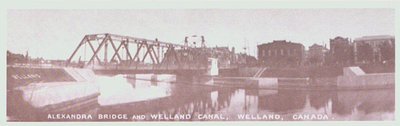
top-left (259, 90), bottom-right (306, 113)
top-left (332, 90), bottom-right (395, 116)
top-left (97, 74), bottom-right (394, 121)
top-left (97, 75), bottom-right (172, 106)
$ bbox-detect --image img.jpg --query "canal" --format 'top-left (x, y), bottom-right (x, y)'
top-left (93, 74), bottom-right (394, 121)
top-left (8, 74), bottom-right (394, 121)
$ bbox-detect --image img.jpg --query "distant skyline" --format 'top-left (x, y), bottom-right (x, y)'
top-left (8, 9), bottom-right (394, 60)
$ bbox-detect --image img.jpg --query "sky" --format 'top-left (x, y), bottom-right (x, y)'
top-left (7, 9), bottom-right (395, 60)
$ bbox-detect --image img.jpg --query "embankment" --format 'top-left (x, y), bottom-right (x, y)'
top-left (7, 66), bottom-right (100, 121)
top-left (7, 66), bottom-right (96, 89)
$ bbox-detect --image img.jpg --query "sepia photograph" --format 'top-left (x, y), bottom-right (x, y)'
top-left (5, 7), bottom-right (395, 122)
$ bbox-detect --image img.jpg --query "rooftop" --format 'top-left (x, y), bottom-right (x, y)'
top-left (309, 43), bottom-right (328, 50)
top-left (258, 40), bottom-right (303, 47)
top-left (354, 35), bottom-right (395, 41)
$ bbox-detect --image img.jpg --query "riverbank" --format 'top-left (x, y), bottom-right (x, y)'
top-left (219, 63), bottom-right (394, 78)
top-left (215, 65), bottom-right (394, 91)
top-left (209, 76), bottom-right (394, 91)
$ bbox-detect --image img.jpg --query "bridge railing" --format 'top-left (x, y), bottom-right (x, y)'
top-left (87, 63), bottom-right (208, 70)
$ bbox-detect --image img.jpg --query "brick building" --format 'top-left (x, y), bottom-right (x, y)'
top-left (327, 36), bottom-right (354, 65)
top-left (306, 44), bottom-right (328, 65)
top-left (257, 40), bottom-right (305, 67)
top-left (353, 35), bottom-right (395, 64)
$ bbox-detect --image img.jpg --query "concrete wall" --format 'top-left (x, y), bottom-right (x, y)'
top-left (238, 67), bottom-right (260, 77)
top-left (337, 67), bottom-right (394, 88)
top-left (7, 67), bottom-right (76, 88)
top-left (64, 68), bottom-right (96, 82)
top-left (7, 66), bottom-right (98, 89)
top-left (358, 73), bottom-right (394, 86)
top-left (133, 74), bottom-right (176, 82)
top-left (257, 78), bottom-right (278, 88)
top-left (212, 77), bottom-right (278, 88)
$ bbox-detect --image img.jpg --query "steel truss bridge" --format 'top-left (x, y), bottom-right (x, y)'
top-left (66, 33), bottom-right (211, 74)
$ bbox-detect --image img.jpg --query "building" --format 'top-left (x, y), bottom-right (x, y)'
top-left (7, 51), bottom-right (28, 65)
top-left (327, 36), bottom-right (354, 65)
top-left (208, 46), bottom-right (235, 68)
top-left (353, 35), bottom-right (395, 64)
top-left (235, 53), bottom-right (257, 66)
top-left (175, 46), bottom-right (237, 68)
top-left (257, 40), bottom-right (305, 67)
top-left (307, 44), bottom-right (328, 66)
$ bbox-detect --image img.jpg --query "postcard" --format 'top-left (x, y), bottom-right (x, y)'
top-left (1, 0), bottom-right (398, 126)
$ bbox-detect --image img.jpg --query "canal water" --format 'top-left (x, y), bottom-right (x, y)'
top-left (92, 74), bottom-right (395, 121)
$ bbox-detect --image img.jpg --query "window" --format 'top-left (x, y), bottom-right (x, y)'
top-left (262, 50), bottom-right (265, 57)
top-left (280, 49), bottom-right (284, 55)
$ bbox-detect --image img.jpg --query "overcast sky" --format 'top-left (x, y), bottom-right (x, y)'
top-left (8, 9), bottom-right (394, 60)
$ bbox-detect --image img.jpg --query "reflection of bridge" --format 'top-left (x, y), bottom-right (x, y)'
top-left (66, 33), bottom-right (220, 74)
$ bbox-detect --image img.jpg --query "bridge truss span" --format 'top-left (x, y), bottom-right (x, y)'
top-left (66, 33), bottom-right (209, 71)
